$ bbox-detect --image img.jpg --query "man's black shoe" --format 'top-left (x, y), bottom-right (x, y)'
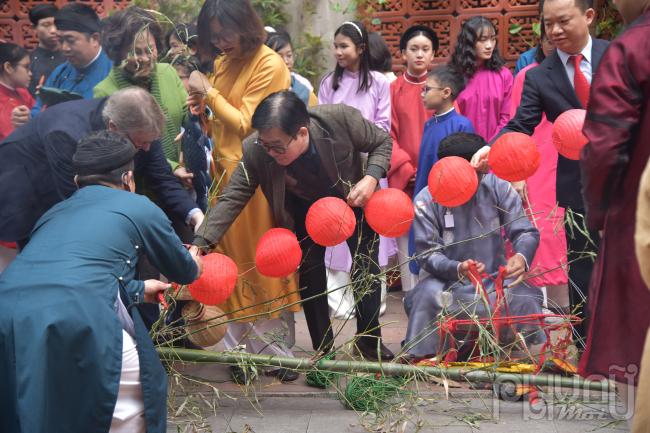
top-left (229, 365), bottom-right (254, 385)
top-left (264, 368), bottom-right (299, 382)
top-left (355, 339), bottom-right (394, 361)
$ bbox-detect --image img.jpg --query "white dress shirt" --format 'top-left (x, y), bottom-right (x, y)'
top-left (556, 36), bottom-right (593, 88)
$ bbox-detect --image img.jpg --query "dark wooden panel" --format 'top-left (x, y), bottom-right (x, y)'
top-left (365, 0), bottom-right (541, 71)
top-left (0, 0), bottom-right (128, 49)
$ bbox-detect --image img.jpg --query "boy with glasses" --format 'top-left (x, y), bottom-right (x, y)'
top-left (408, 65), bottom-right (474, 277)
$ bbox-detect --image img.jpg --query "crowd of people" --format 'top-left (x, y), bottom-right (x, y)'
top-left (0, 0), bottom-right (648, 432)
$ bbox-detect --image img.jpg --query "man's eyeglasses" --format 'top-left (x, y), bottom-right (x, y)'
top-left (255, 135), bottom-right (295, 155)
top-left (422, 85), bottom-right (445, 94)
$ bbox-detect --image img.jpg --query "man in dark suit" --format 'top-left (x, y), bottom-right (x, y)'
top-left (194, 90), bottom-right (394, 362)
top-left (0, 87), bottom-right (204, 245)
top-left (472, 0), bottom-right (608, 345)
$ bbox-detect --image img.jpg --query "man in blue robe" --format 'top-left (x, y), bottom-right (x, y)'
top-left (0, 130), bottom-right (202, 433)
top-left (403, 133), bottom-right (544, 359)
top-left (31, 3), bottom-right (112, 116)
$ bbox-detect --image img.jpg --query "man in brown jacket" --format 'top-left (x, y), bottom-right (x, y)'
top-left (194, 91), bottom-right (394, 361)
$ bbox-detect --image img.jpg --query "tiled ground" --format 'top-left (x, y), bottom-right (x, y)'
top-left (167, 291), bottom-right (626, 433)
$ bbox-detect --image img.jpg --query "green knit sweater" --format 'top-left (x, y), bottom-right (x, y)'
top-left (94, 63), bottom-right (188, 170)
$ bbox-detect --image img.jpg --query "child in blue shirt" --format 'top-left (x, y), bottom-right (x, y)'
top-left (413, 65), bottom-right (474, 196)
top-left (409, 65), bottom-right (474, 275)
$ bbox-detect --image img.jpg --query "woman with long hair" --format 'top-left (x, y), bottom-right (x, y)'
top-left (318, 20), bottom-right (395, 320)
top-left (188, 0), bottom-right (300, 384)
top-left (449, 16), bottom-right (513, 142)
top-left (318, 21), bottom-right (390, 131)
top-left (386, 25), bottom-right (438, 292)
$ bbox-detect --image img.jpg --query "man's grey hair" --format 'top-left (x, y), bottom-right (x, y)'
top-left (102, 87), bottom-right (165, 137)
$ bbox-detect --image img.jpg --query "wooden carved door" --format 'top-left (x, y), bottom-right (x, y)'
top-left (365, 0), bottom-right (541, 71)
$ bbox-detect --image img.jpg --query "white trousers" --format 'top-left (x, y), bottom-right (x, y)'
top-left (396, 234), bottom-right (418, 292)
top-left (109, 330), bottom-right (146, 433)
top-left (326, 269), bottom-right (387, 319)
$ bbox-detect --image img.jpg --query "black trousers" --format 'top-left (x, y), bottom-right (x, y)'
top-left (564, 208), bottom-right (599, 345)
top-left (292, 197), bottom-right (383, 352)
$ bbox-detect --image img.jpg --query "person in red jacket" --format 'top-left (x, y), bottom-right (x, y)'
top-left (0, 43), bottom-right (34, 141)
top-left (387, 25), bottom-right (438, 293)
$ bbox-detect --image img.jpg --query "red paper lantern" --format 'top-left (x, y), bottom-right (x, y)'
top-left (428, 156), bottom-right (478, 207)
top-left (305, 197), bottom-right (356, 246)
top-left (255, 228), bottom-right (302, 278)
top-left (188, 253), bottom-right (238, 306)
top-left (364, 188), bottom-right (414, 237)
top-left (488, 132), bottom-right (541, 182)
top-left (553, 109), bottom-right (588, 160)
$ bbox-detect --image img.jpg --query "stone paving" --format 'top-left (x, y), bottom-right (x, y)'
top-left (167, 394), bottom-right (628, 433)
top-left (166, 292), bottom-right (628, 433)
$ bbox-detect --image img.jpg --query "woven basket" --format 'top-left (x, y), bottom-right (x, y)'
top-left (181, 301), bottom-right (227, 348)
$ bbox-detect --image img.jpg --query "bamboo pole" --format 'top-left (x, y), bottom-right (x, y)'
top-left (158, 347), bottom-right (612, 392)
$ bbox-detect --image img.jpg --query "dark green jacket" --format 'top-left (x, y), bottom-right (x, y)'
top-left (195, 104), bottom-right (392, 247)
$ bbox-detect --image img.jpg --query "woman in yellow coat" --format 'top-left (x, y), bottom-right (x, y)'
top-left (188, 0), bottom-right (300, 383)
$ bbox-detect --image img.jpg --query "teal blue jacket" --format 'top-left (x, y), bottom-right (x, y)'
top-left (31, 49), bottom-right (113, 116)
top-left (0, 185), bottom-right (198, 433)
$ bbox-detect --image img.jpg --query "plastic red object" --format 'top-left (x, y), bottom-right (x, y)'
top-left (428, 156), bottom-right (479, 207)
top-left (188, 253), bottom-right (238, 305)
top-left (255, 228), bottom-right (302, 278)
top-left (552, 109), bottom-right (588, 160)
top-left (364, 188), bottom-right (414, 237)
top-left (305, 197), bottom-right (356, 246)
top-left (489, 132), bottom-right (541, 181)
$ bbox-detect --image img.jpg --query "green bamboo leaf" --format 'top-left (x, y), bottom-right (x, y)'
top-left (509, 23), bottom-right (523, 35)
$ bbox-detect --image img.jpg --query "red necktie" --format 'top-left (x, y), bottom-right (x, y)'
top-left (571, 54), bottom-right (590, 108)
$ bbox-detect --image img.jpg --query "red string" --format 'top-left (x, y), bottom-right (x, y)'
top-left (466, 262), bottom-right (485, 297)
top-left (157, 292), bottom-right (169, 309)
top-left (436, 318), bottom-right (460, 364)
top-left (465, 264), bottom-right (513, 343)
top-left (435, 265), bottom-right (582, 369)
top-left (492, 266), bottom-right (513, 343)
top-left (190, 99), bottom-right (210, 135)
